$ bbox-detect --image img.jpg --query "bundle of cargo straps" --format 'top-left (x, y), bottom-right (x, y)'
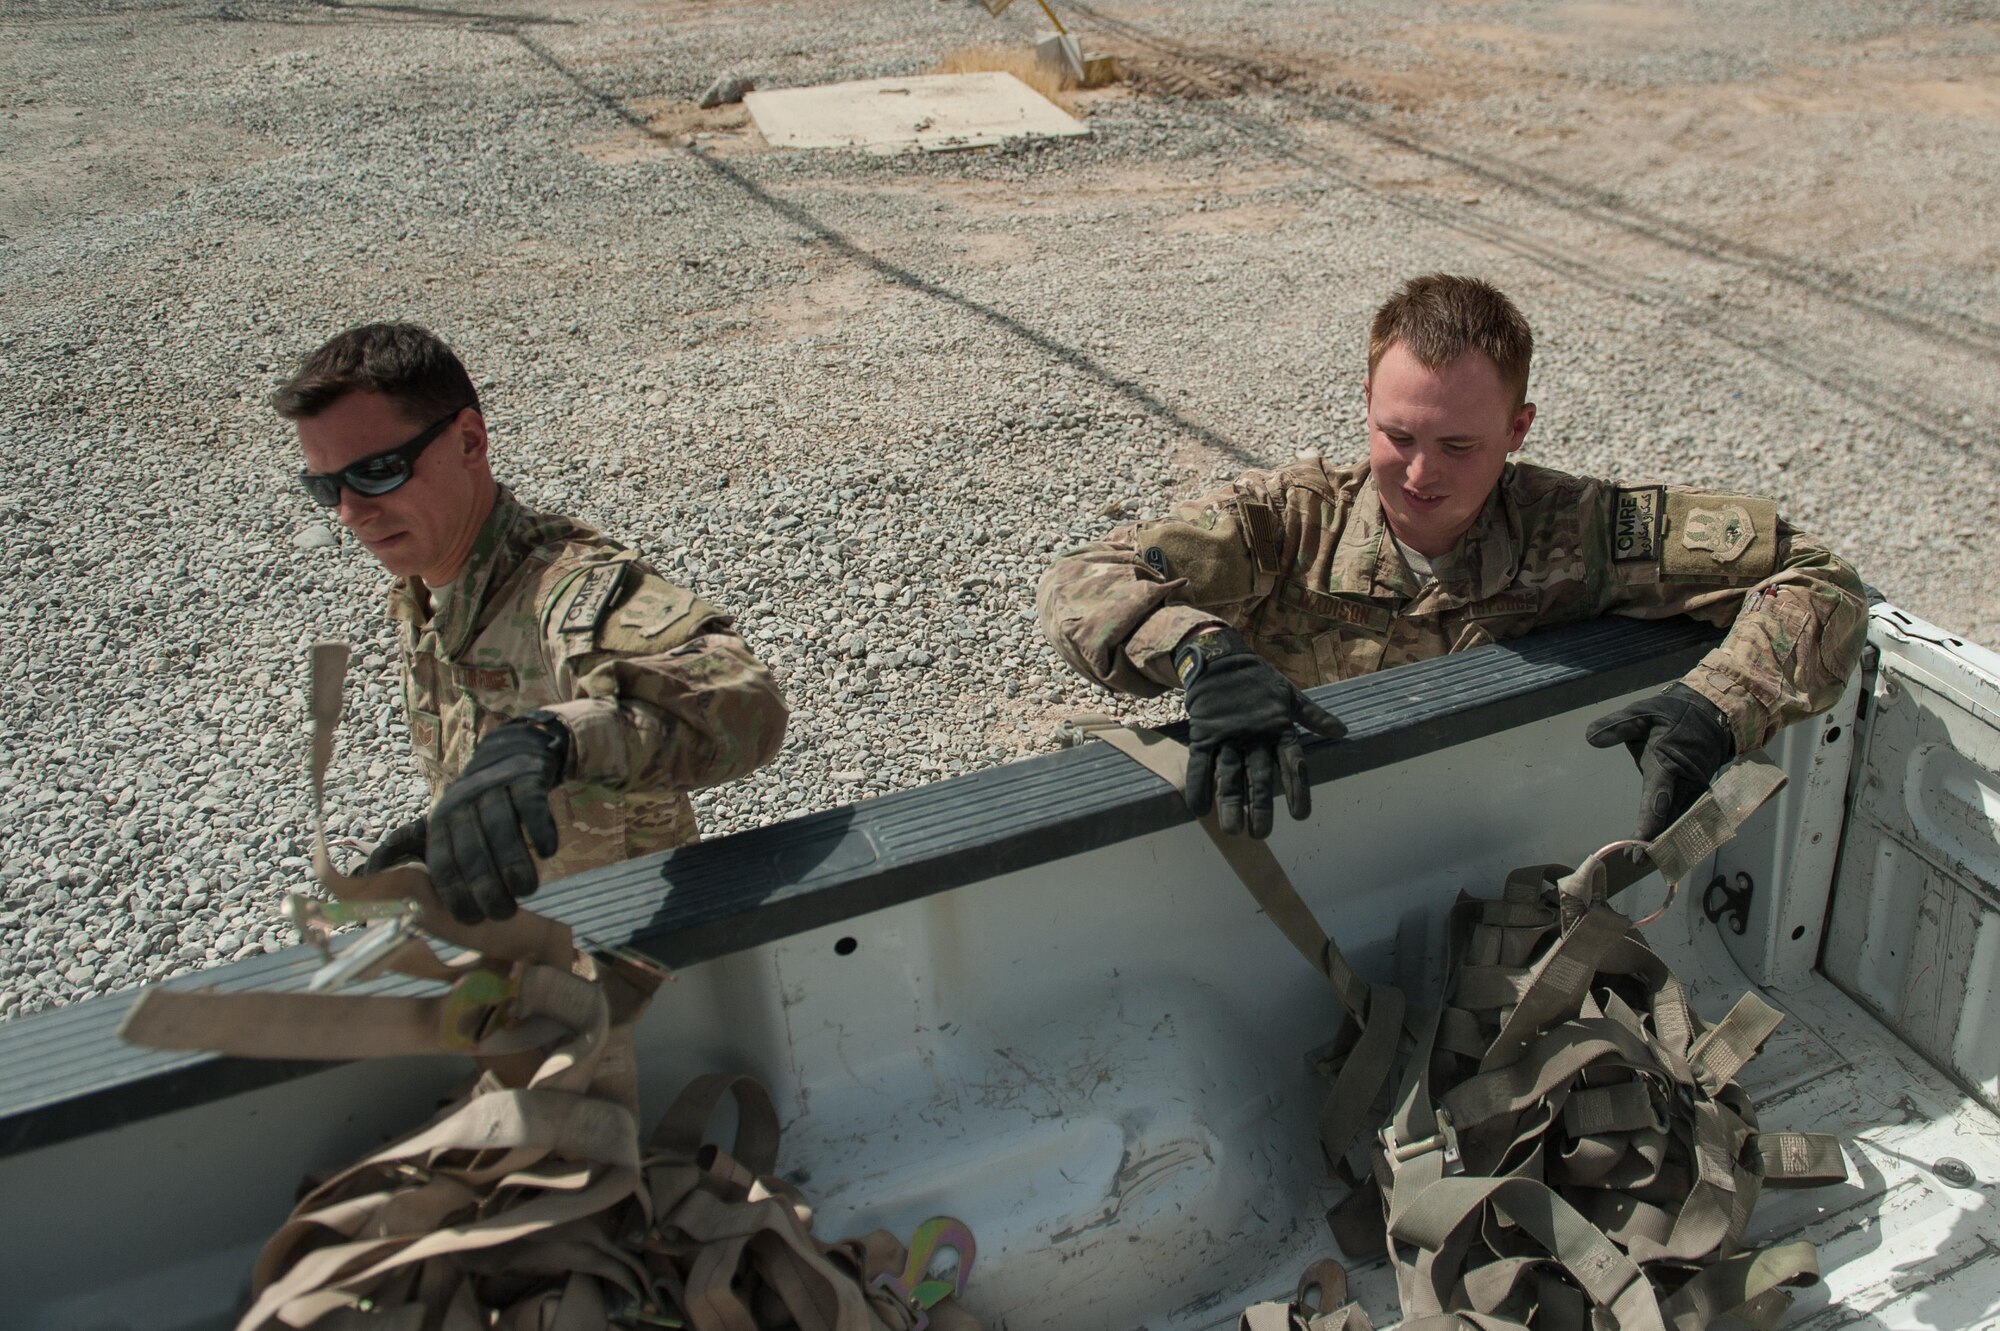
top-left (117, 649), bottom-right (1848, 1330)
top-left (122, 646), bottom-right (979, 1331)
top-left (1077, 716), bottom-right (1850, 1331)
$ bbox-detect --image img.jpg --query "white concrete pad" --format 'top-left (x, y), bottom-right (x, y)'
top-left (744, 72), bottom-right (1087, 154)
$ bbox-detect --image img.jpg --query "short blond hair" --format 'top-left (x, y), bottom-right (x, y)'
top-left (1368, 274), bottom-right (1533, 406)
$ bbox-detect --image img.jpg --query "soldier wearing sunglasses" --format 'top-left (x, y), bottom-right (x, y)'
top-left (276, 323), bottom-right (789, 924)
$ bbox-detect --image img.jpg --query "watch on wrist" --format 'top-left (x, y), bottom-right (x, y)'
top-left (1172, 628), bottom-right (1245, 687)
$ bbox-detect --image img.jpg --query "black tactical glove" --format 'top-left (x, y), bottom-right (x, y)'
top-left (1585, 682), bottom-right (1736, 843)
top-left (427, 712), bottom-right (571, 925)
top-left (363, 816), bottom-right (428, 874)
top-left (1176, 628), bottom-right (1347, 839)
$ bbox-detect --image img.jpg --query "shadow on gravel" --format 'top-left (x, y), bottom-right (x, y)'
top-left (505, 31), bottom-right (1268, 470)
top-left (1060, 2), bottom-right (1997, 459)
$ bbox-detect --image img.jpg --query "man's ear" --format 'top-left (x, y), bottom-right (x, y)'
top-left (458, 409), bottom-right (491, 465)
top-left (1507, 401), bottom-right (1536, 453)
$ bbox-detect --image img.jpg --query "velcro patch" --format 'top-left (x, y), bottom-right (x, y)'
top-left (1662, 491), bottom-right (1778, 580)
top-left (1240, 502), bottom-right (1284, 578)
top-left (612, 584), bottom-right (710, 643)
top-left (1142, 545), bottom-right (1170, 578)
top-left (1612, 486), bottom-right (1666, 563)
top-left (559, 562), bottom-right (627, 635)
top-left (1140, 519), bottom-right (1257, 602)
top-left (1682, 505), bottom-right (1753, 561)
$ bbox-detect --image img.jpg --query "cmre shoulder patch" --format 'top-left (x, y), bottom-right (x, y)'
top-left (557, 561), bottom-right (627, 636)
top-left (1612, 486), bottom-right (1666, 563)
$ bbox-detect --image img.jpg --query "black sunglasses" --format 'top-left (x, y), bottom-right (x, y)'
top-left (298, 405), bottom-right (471, 508)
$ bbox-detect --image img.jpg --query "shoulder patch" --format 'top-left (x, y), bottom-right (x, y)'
top-left (1612, 486), bottom-right (1666, 564)
top-left (1131, 514), bottom-right (1258, 603)
top-left (613, 581), bottom-right (713, 642)
top-left (557, 561), bottom-right (627, 636)
top-left (1662, 491), bottom-right (1779, 580)
top-left (1680, 503), bottom-right (1755, 562)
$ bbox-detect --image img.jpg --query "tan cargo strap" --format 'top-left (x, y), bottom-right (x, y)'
top-left (1591, 756), bottom-right (1788, 907)
top-left (1069, 713), bottom-right (1406, 1169)
top-left (120, 642), bottom-right (983, 1331)
top-left (1751, 1132), bottom-right (1850, 1186)
top-left (1068, 714), bottom-right (1374, 1017)
top-left (304, 641), bottom-right (576, 971)
top-left (115, 963), bottom-right (593, 1060)
top-left (1070, 715), bottom-right (1846, 1331)
top-left (122, 642), bottom-right (583, 1058)
top-left (1238, 1258), bottom-right (1377, 1331)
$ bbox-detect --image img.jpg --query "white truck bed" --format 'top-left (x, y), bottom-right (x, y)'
top-left (5, 614), bottom-right (1998, 1329)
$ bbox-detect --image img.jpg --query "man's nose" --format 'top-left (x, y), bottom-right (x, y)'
top-left (1404, 447), bottom-right (1438, 487)
top-left (335, 489), bottom-right (378, 527)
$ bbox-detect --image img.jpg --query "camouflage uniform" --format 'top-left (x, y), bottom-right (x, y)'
top-left (1037, 459), bottom-right (1866, 756)
top-left (390, 486), bottom-right (787, 882)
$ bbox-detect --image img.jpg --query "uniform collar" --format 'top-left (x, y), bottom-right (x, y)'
top-left (385, 485), bottom-right (530, 657)
top-left (1327, 468), bottom-right (1521, 604)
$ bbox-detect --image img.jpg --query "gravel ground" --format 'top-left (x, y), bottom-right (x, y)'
top-left (2, 0), bottom-right (1995, 1021)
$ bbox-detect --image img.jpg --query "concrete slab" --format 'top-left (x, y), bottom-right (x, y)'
top-left (744, 72), bottom-right (1087, 154)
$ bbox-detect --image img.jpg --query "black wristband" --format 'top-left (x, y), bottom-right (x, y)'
top-left (1173, 627), bottom-right (1249, 687)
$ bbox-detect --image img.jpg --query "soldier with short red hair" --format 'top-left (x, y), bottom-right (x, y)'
top-left (1038, 274), bottom-right (1865, 841)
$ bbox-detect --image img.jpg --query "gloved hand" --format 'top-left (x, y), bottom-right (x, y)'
top-left (363, 816), bottom-right (428, 874)
top-left (427, 712), bottom-right (571, 924)
top-left (1177, 628), bottom-right (1347, 838)
top-left (1585, 682), bottom-right (1736, 842)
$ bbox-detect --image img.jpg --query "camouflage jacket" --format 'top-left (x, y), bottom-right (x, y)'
top-left (1036, 458), bottom-right (1866, 755)
top-left (389, 486), bottom-right (787, 882)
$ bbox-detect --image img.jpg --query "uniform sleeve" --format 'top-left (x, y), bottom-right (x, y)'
top-left (1036, 472), bottom-right (1284, 696)
top-left (1597, 485), bottom-right (1867, 754)
top-left (537, 567), bottom-right (789, 794)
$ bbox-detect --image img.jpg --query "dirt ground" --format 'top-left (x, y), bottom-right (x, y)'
top-left (8, 0), bottom-right (1990, 629)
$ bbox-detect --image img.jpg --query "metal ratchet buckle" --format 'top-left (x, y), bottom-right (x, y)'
top-left (870, 1216), bottom-right (976, 1331)
top-left (284, 894), bottom-right (422, 993)
top-left (578, 932), bottom-right (676, 981)
top-left (1381, 1107), bottom-right (1463, 1177)
top-left (438, 967), bottom-right (521, 1051)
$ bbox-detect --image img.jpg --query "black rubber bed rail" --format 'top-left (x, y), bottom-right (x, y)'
top-left (0, 615), bottom-right (1720, 1157)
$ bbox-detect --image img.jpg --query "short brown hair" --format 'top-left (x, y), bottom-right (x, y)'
top-left (1368, 274), bottom-right (1533, 405)
top-left (271, 322), bottom-right (480, 422)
